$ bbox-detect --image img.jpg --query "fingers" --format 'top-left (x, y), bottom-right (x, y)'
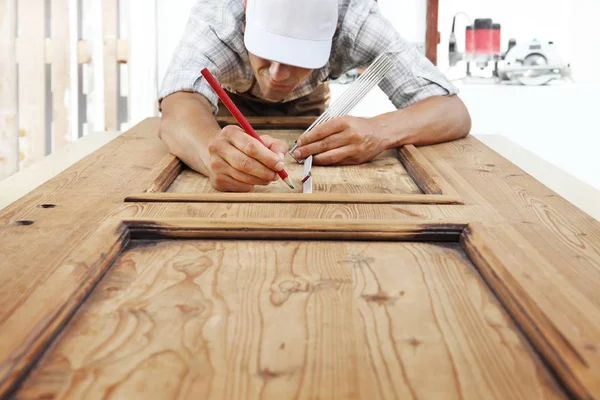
top-left (312, 145), bottom-right (358, 165)
top-left (210, 170), bottom-right (254, 192)
top-left (207, 126), bottom-right (287, 192)
top-left (292, 131), bottom-right (353, 160)
top-left (223, 127), bottom-right (285, 174)
top-left (261, 134), bottom-right (289, 157)
top-left (210, 156), bottom-right (275, 186)
top-left (296, 116), bottom-right (349, 147)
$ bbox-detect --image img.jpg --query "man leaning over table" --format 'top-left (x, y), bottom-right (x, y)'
top-left (158, 0), bottom-right (472, 192)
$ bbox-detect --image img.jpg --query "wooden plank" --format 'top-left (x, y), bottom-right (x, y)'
top-left (16, 0), bottom-right (46, 168)
top-left (462, 222), bottom-right (600, 399)
top-left (134, 202), bottom-right (498, 225)
top-left (127, 0), bottom-right (158, 127)
top-left (102, 0), bottom-right (118, 131)
top-left (424, 137), bottom-right (600, 304)
top-left (51, 0), bottom-right (72, 151)
top-left (163, 129), bottom-right (424, 196)
top-left (1, 117), bottom-right (600, 397)
top-left (398, 144), bottom-right (443, 194)
top-left (123, 217), bottom-right (466, 241)
top-left (143, 153), bottom-right (182, 193)
top-left (126, 192), bottom-right (464, 205)
top-left (217, 115), bottom-right (317, 129)
top-left (14, 219), bottom-right (566, 399)
top-left (0, 118), bottom-right (168, 397)
top-left (0, 0), bottom-right (18, 180)
top-left (0, 218), bottom-right (127, 397)
top-left (425, 0), bottom-right (439, 65)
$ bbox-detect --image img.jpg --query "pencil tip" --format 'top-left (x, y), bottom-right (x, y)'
top-left (283, 177), bottom-right (295, 189)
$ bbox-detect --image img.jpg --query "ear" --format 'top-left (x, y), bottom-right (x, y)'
top-left (244, 0), bottom-right (247, 10)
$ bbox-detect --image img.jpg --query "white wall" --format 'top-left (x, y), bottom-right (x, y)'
top-left (156, 0), bottom-right (197, 88)
top-left (376, 0), bottom-right (426, 47)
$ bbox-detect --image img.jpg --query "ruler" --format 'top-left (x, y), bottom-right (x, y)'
top-left (302, 155), bottom-right (313, 194)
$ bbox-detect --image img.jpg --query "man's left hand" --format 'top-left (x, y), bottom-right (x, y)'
top-left (291, 116), bottom-right (388, 165)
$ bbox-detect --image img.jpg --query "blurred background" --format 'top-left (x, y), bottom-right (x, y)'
top-left (1, 0), bottom-right (599, 194)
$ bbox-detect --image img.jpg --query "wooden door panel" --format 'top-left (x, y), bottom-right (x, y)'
top-left (10, 218), bottom-right (571, 399)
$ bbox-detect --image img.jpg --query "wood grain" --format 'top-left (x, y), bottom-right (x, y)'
top-left (143, 154), bottom-right (182, 193)
top-left (3, 117), bottom-right (600, 398)
top-left (216, 115), bottom-right (317, 129)
top-left (462, 222), bottom-right (600, 400)
top-left (0, 119), bottom-right (168, 397)
top-left (0, 218), bottom-right (128, 397)
top-left (127, 192), bottom-right (464, 205)
top-left (165, 129), bottom-right (423, 196)
top-left (16, 230), bottom-right (565, 399)
top-left (398, 144), bottom-right (458, 196)
top-left (16, 0), bottom-right (46, 168)
top-left (122, 217), bottom-right (466, 242)
top-left (424, 138), bottom-right (600, 304)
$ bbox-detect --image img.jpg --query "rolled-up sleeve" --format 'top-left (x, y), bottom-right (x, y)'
top-left (345, 1), bottom-right (458, 109)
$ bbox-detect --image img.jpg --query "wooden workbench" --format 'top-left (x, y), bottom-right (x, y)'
top-left (1, 117), bottom-right (599, 399)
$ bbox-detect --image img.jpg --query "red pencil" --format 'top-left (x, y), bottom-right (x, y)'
top-left (200, 68), bottom-right (295, 189)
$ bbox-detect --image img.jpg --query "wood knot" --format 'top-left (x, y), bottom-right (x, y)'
top-left (362, 290), bottom-right (395, 306)
top-left (258, 368), bottom-right (281, 380)
top-left (584, 342), bottom-right (597, 352)
top-left (39, 204), bottom-right (56, 208)
top-left (408, 337), bottom-right (422, 348)
top-left (15, 220), bottom-right (34, 226)
top-left (176, 304), bottom-right (201, 314)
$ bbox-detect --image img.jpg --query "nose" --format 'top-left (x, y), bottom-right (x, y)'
top-left (269, 62), bottom-right (291, 82)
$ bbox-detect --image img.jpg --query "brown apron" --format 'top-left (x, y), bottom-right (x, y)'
top-left (217, 80), bottom-right (330, 117)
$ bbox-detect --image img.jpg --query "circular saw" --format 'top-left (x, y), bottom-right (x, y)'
top-left (497, 39), bottom-right (572, 85)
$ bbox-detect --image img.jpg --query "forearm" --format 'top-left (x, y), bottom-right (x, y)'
top-left (373, 95), bottom-right (472, 150)
top-left (158, 92), bottom-right (221, 177)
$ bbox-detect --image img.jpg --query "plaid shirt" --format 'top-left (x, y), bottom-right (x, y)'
top-left (159, 0), bottom-right (458, 114)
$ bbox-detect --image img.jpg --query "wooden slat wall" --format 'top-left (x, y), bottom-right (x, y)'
top-left (0, 0), bottom-right (164, 181)
top-left (51, 0), bottom-right (72, 150)
top-left (17, 0), bottom-right (46, 169)
top-left (103, 0), bottom-right (118, 131)
top-left (0, 0), bottom-right (18, 178)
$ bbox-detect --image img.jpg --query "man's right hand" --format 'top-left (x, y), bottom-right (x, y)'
top-left (207, 125), bottom-right (289, 192)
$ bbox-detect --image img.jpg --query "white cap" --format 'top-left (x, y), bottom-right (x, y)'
top-left (244, 0), bottom-right (338, 69)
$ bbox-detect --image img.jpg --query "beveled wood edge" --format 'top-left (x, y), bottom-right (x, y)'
top-left (3, 217), bottom-right (586, 399)
top-left (124, 192), bottom-right (465, 205)
top-left (216, 115), bottom-right (317, 129)
top-left (124, 217), bottom-right (467, 241)
top-left (144, 155), bottom-right (182, 193)
top-left (0, 218), bottom-right (130, 398)
top-left (397, 145), bottom-right (443, 195)
top-left (397, 144), bottom-right (461, 199)
top-left (461, 222), bottom-right (596, 400)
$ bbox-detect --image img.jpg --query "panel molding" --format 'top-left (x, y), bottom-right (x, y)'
top-left (132, 120), bottom-right (463, 205)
